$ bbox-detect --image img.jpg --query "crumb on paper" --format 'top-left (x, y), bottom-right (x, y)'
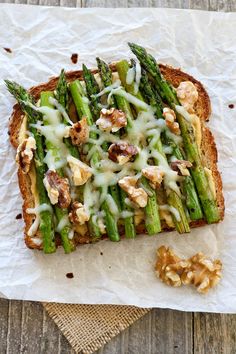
top-left (155, 246), bottom-right (222, 294)
top-left (66, 272), bottom-right (74, 279)
top-left (100, 252), bottom-right (103, 256)
top-left (15, 213), bottom-right (22, 220)
top-left (3, 47), bottom-right (12, 53)
top-left (228, 104), bottom-right (234, 109)
top-left (71, 53), bottom-right (78, 64)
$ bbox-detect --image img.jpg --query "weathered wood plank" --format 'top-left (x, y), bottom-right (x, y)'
top-left (96, 309), bottom-right (193, 354)
top-left (6, 300), bottom-right (23, 354)
top-left (0, 299), bottom-right (9, 354)
top-left (20, 301), bottom-right (44, 354)
top-left (27, 0), bottom-right (40, 5)
top-left (194, 313), bottom-right (236, 354)
top-left (82, 0), bottom-right (127, 7)
top-left (58, 332), bottom-right (76, 354)
top-left (38, 0), bottom-right (60, 6)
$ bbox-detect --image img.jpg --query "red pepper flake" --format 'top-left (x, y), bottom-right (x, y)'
top-left (66, 272), bottom-right (74, 279)
top-left (228, 104), bottom-right (234, 109)
top-left (16, 213), bottom-right (22, 220)
top-left (3, 48), bottom-right (12, 53)
top-left (71, 53), bottom-right (78, 64)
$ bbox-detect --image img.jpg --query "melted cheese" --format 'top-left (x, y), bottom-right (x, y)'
top-left (56, 215), bottom-right (70, 232)
top-left (126, 67), bottom-right (135, 85)
top-left (175, 105), bottom-right (193, 123)
top-left (191, 114), bottom-right (202, 149)
top-left (204, 167), bottom-right (216, 199)
top-left (26, 203), bottom-right (53, 237)
top-left (159, 204), bottom-right (180, 222)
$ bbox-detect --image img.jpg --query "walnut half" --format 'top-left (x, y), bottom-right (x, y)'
top-left (69, 117), bottom-right (89, 146)
top-left (43, 170), bottom-right (71, 209)
top-left (16, 136), bottom-right (36, 174)
top-left (170, 159), bottom-right (192, 176)
top-left (69, 201), bottom-right (89, 225)
top-left (118, 176), bottom-right (148, 208)
top-left (142, 166), bottom-right (164, 188)
top-left (163, 107), bottom-right (180, 135)
top-left (176, 81), bottom-right (198, 113)
top-left (96, 108), bottom-right (127, 133)
top-left (108, 142), bottom-right (138, 165)
top-left (155, 246), bottom-right (222, 294)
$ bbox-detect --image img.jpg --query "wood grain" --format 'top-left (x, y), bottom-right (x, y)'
top-left (0, 0), bottom-right (236, 353)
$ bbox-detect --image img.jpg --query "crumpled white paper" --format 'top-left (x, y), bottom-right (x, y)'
top-left (0, 4), bottom-right (236, 313)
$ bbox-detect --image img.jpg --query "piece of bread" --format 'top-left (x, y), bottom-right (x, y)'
top-left (9, 64), bottom-right (225, 250)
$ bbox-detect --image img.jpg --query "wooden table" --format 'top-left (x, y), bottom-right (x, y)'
top-left (0, 0), bottom-right (236, 353)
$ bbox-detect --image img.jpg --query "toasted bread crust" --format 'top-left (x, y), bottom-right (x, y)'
top-left (9, 64), bottom-right (224, 250)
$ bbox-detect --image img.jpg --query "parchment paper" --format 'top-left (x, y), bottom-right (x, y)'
top-left (0, 4), bottom-right (236, 313)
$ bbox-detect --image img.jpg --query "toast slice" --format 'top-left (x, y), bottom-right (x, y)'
top-left (8, 63), bottom-right (225, 250)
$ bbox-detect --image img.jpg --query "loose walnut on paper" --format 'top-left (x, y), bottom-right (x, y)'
top-left (155, 246), bottom-right (222, 294)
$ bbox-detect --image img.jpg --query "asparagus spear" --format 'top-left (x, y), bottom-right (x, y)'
top-left (55, 69), bottom-right (80, 159)
top-left (96, 58), bottom-right (136, 238)
top-left (40, 91), bottom-right (75, 254)
top-left (128, 42), bottom-right (220, 224)
top-left (139, 68), bottom-right (203, 221)
top-left (97, 58), bottom-right (161, 235)
top-left (82, 64), bottom-right (121, 213)
top-left (5, 80), bottom-right (56, 254)
top-left (116, 60), bottom-right (190, 233)
top-left (70, 80), bottom-right (120, 242)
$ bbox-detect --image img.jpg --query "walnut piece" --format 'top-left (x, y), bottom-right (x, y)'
top-left (69, 117), bottom-right (89, 145)
top-left (142, 166), bottom-right (164, 188)
top-left (67, 155), bottom-right (92, 186)
top-left (96, 108), bottom-right (127, 133)
top-left (43, 170), bottom-right (71, 208)
top-left (170, 159), bottom-right (192, 176)
top-left (176, 81), bottom-right (198, 113)
top-left (108, 142), bottom-right (138, 165)
top-left (163, 107), bottom-right (180, 135)
top-left (181, 253), bottom-right (222, 294)
top-left (118, 176), bottom-right (148, 208)
top-left (155, 246), bottom-right (222, 294)
top-left (16, 136), bottom-right (36, 174)
top-left (69, 201), bottom-right (89, 225)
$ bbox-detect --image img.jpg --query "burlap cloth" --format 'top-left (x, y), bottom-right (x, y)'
top-left (43, 303), bottom-right (150, 354)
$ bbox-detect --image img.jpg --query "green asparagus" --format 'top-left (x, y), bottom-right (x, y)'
top-left (116, 60), bottom-right (190, 233)
top-left (96, 58), bottom-right (136, 238)
top-left (128, 42), bottom-right (220, 224)
top-left (97, 58), bottom-right (161, 235)
top-left (5, 80), bottom-right (56, 253)
top-left (82, 64), bottom-right (121, 212)
top-left (139, 68), bottom-right (203, 221)
top-left (70, 80), bottom-right (120, 242)
top-left (40, 91), bottom-right (75, 254)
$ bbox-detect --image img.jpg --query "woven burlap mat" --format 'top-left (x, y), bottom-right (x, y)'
top-left (43, 303), bottom-right (150, 354)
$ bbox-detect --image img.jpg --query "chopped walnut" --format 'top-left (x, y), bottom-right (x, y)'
top-left (142, 166), bottom-right (164, 188)
top-left (69, 117), bottom-right (89, 145)
top-left (16, 136), bottom-right (36, 174)
top-left (170, 159), bottom-right (192, 176)
top-left (96, 108), bottom-right (127, 133)
top-left (176, 81), bottom-right (198, 113)
top-left (69, 201), bottom-right (89, 225)
top-left (163, 107), bottom-right (180, 135)
top-left (155, 246), bottom-right (222, 294)
top-left (181, 253), bottom-right (222, 294)
top-left (108, 142), bottom-right (138, 165)
top-left (118, 176), bottom-right (148, 208)
top-left (43, 170), bottom-right (71, 208)
top-left (67, 155), bottom-right (92, 186)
